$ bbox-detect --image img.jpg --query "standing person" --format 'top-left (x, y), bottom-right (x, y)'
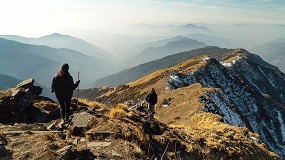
top-left (146, 88), bottom-right (157, 117)
top-left (51, 63), bottom-right (80, 122)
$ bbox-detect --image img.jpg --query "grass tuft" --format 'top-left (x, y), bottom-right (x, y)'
top-left (169, 124), bottom-right (185, 129)
top-left (33, 101), bottom-right (58, 111)
top-left (108, 108), bottom-right (127, 119)
top-left (77, 98), bottom-right (102, 109)
top-left (116, 103), bottom-right (129, 111)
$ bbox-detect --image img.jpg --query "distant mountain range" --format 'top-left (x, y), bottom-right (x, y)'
top-left (0, 33), bottom-right (116, 63)
top-left (130, 23), bottom-right (213, 36)
top-left (250, 41), bottom-right (285, 72)
top-left (187, 34), bottom-right (236, 48)
top-left (93, 46), bottom-right (232, 87)
top-left (128, 36), bottom-right (187, 55)
top-left (122, 37), bottom-right (207, 69)
top-left (0, 74), bottom-right (22, 89)
top-left (0, 38), bottom-right (114, 88)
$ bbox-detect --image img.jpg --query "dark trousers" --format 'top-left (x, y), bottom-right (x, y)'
top-left (148, 103), bottom-right (155, 116)
top-left (58, 99), bottom-right (71, 120)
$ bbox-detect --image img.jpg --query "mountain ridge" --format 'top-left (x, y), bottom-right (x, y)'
top-left (0, 33), bottom-right (116, 63)
top-left (0, 37), bottom-right (113, 88)
top-left (93, 46), bottom-right (233, 87)
top-left (122, 37), bottom-right (207, 68)
top-left (92, 48), bottom-right (285, 158)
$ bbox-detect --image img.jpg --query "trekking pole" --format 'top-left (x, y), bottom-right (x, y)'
top-left (160, 142), bottom-right (169, 160)
top-left (77, 71), bottom-right (80, 108)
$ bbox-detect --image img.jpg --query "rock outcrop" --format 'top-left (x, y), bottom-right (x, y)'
top-left (0, 78), bottom-right (42, 123)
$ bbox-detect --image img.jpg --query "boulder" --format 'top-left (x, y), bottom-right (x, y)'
top-left (72, 112), bottom-right (95, 128)
top-left (17, 86), bottom-right (42, 113)
top-left (112, 150), bottom-right (123, 157)
top-left (16, 78), bottom-right (34, 89)
top-left (87, 141), bottom-right (111, 148)
top-left (0, 78), bottom-right (43, 122)
top-left (56, 145), bottom-right (73, 156)
top-left (10, 88), bottom-right (22, 99)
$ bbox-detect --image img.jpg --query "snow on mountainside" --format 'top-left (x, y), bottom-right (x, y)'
top-left (167, 49), bottom-right (285, 157)
top-left (93, 48), bottom-right (285, 158)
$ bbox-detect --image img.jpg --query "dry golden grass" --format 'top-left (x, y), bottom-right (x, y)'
top-left (108, 108), bottom-right (127, 119)
top-left (0, 90), bottom-right (12, 99)
top-left (169, 124), bottom-right (185, 129)
top-left (183, 112), bottom-right (279, 159)
top-left (172, 55), bottom-right (209, 74)
top-left (131, 142), bottom-right (144, 158)
top-left (116, 103), bottom-right (129, 111)
top-left (223, 56), bottom-right (241, 63)
top-left (128, 69), bottom-right (168, 87)
top-left (33, 101), bottom-right (58, 111)
top-left (135, 127), bottom-right (147, 142)
top-left (188, 112), bottom-right (223, 129)
top-left (128, 56), bottom-right (208, 88)
top-left (78, 98), bottom-right (102, 109)
top-left (98, 86), bottom-right (115, 91)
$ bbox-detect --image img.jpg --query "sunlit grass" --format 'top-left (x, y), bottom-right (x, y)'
top-left (108, 108), bottom-right (127, 119)
top-left (77, 98), bottom-right (102, 109)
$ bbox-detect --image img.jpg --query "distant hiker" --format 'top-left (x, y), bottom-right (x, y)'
top-left (146, 88), bottom-right (157, 117)
top-left (51, 63), bottom-right (80, 122)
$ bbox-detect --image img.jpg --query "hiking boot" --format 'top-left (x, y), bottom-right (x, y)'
top-left (64, 117), bottom-right (72, 124)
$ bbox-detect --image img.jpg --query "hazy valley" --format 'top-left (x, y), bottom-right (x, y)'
top-left (1, 22), bottom-right (285, 159)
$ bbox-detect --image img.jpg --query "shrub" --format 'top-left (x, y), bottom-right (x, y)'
top-left (108, 108), bottom-right (127, 119)
top-left (77, 98), bottom-right (102, 109)
top-left (116, 103), bottom-right (129, 111)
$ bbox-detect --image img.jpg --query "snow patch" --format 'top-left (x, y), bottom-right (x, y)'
top-left (250, 136), bottom-right (258, 143)
top-left (220, 57), bottom-right (240, 67)
top-left (258, 66), bottom-right (276, 89)
top-left (162, 104), bottom-right (168, 107)
top-left (201, 56), bottom-right (210, 63)
top-left (202, 91), bottom-right (244, 127)
top-left (277, 111), bottom-right (285, 142)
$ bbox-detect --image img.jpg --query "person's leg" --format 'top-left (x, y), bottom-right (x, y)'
top-left (58, 99), bottom-right (66, 120)
top-left (65, 99), bottom-right (71, 120)
top-left (148, 103), bottom-right (154, 116)
top-left (151, 104), bottom-right (155, 115)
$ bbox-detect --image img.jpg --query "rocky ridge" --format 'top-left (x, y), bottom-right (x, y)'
top-left (167, 49), bottom-right (285, 156)
top-left (95, 48), bottom-right (285, 158)
top-left (0, 71), bottom-right (280, 159)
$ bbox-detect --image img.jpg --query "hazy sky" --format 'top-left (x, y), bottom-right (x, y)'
top-left (0, 0), bottom-right (284, 37)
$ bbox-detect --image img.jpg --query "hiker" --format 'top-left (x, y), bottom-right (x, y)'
top-left (146, 88), bottom-right (157, 117)
top-left (51, 63), bottom-right (80, 121)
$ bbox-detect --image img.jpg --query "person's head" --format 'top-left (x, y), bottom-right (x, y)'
top-left (58, 63), bottom-right (69, 75)
top-left (151, 88), bottom-right (155, 93)
top-left (61, 63), bottom-right (69, 72)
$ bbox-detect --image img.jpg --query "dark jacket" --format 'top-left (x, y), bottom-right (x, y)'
top-left (146, 91), bottom-right (157, 105)
top-left (52, 72), bottom-right (78, 100)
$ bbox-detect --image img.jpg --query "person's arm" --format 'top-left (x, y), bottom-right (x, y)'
top-left (51, 77), bottom-right (55, 93)
top-left (70, 76), bottom-right (80, 90)
top-left (146, 94), bottom-right (150, 102)
top-left (73, 80), bottom-right (80, 90)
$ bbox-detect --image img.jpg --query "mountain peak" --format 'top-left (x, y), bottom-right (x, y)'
top-left (41, 33), bottom-right (70, 38)
top-left (181, 23), bottom-right (209, 30)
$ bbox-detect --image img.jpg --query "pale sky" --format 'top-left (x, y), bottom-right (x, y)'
top-left (0, 0), bottom-right (284, 37)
